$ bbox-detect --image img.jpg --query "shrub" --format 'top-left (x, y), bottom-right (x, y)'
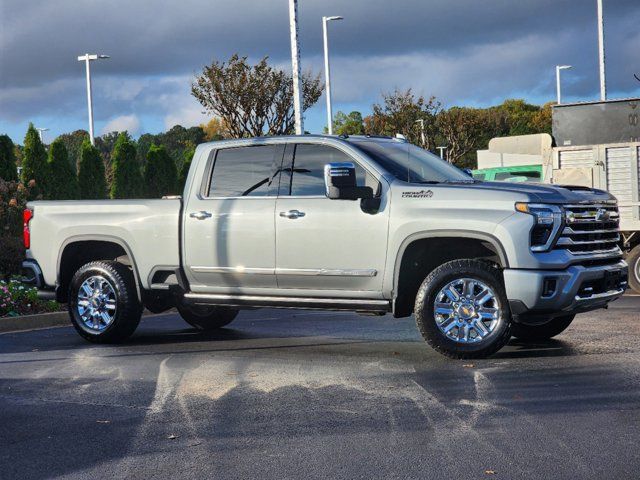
top-left (21, 123), bottom-right (48, 198)
top-left (0, 134), bottom-right (18, 181)
top-left (179, 145), bottom-right (196, 190)
top-left (0, 179), bottom-right (32, 277)
top-left (47, 139), bottom-right (79, 200)
top-left (144, 144), bottom-right (178, 198)
top-left (110, 133), bottom-right (143, 199)
top-left (78, 139), bottom-right (107, 199)
top-left (0, 279), bottom-right (60, 317)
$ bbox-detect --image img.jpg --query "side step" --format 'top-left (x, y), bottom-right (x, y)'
top-left (182, 293), bottom-right (391, 313)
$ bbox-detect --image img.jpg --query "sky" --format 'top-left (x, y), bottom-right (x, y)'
top-left (1, 0), bottom-right (639, 144)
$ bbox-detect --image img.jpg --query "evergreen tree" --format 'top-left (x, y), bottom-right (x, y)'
top-left (21, 124), bottom-right (48, 196)
top-left (179, 145), bottom-right (196, 190)
top-left (46, 139), bottom-right (79, 200)
top-left (110, 133), bottom-right (143, 199)
top-left (144, 144), bottom-right (178, 198)
top-left (0, 134), bottom-right (18, 181)
top-left (77, 139), bottom-right (107, 199)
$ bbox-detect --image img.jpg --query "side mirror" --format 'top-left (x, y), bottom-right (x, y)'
top-left (463, 168), bottom-right (473, 177)
top-left (324, 162), bottom-right (373, 200)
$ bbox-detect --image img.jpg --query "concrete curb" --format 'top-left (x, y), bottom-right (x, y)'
top-left (0, 311), bottom-right (69, 334)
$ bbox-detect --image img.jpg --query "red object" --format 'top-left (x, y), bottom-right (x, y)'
top-left (23, 208), bottom-right (33, 249)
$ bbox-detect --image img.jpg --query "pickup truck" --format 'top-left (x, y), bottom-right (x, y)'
top-left (21, 135), bottom-right (629, 358)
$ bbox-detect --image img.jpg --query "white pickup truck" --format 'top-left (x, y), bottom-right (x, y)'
top-left (22, 135), bottom-right (628, 358)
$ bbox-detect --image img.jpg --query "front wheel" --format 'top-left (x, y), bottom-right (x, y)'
top-left (511, 314), bottom-right (575, 341)
top-left (177, 304), bottom-right (238, 331)
top-left (626, 245), bottom-right (640, 294)
top-left (414, 259), bottom-right (512, 359)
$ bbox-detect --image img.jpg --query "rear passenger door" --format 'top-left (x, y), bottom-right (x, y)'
top-left (183, 144), bottom-right (284, 293)
top-left (275, 143), bottom-right (389, 295)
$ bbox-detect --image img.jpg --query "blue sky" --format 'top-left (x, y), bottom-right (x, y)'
top-left (1, 0), bottom-right (639, 144)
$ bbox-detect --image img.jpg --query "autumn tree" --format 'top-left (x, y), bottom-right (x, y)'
top-left (46, 139), bottom-right (79, 200)
top-left (144, 144), bottom-right (178, 198)
top-left (191, 54), bottom-right (324, 137)
top-left (200, 118), bottom-right (227, 141)
top-left (78, 139), bottom-right (107, 199)
top-left (110, 133), bottom-right (143, 199)
top-left (435, 108), bottom-right (495, 167)
top-left (366, 89), bottom-right (440, 149)
top-left (0, 135), bottom-right (18, 181)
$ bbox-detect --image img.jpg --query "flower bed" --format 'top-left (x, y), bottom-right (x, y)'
top-left (0, 279), bottom-right (62, 318)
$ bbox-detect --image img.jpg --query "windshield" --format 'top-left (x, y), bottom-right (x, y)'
top-left (349, 140), bottom-right (472, 183)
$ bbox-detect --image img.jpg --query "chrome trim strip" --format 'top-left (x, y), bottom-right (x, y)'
top-left (191, 266), bottom-right (275, 275)
top-left (191, 266), bottom-right (377, 277)
top-left (183, 293), bottom-right (391, 311)
top-left (557, 235), bottom-right (620, 246)
top-left (575, 288), bottom-right (625, 301)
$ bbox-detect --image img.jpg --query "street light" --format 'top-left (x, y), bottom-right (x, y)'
top-left (36, 127), bottom-right (49, 143)
top-left (288, 0), bottom-right (304, 135)
top-left (556, 65), bottom-right (572, 105)
top-left (77, 53), bottom-right (110, 145)
top-left (437, 146), bottom-right (447, 161)
top-left (323, 15), bottom-right (343, 135)
top-left (415, 119), bottom-right (426, 147)
top-left (597, 0), bottom-right (606, 101)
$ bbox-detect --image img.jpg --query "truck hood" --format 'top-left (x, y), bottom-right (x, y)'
top-left (465, 181), bottom-right (616, 204)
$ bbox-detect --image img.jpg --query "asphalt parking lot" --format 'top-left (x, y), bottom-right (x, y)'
top-left (1, 296), bottom-right (639, 480)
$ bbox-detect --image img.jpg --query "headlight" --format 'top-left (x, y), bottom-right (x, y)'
top-left (515, 203), bottom-right (563, 252)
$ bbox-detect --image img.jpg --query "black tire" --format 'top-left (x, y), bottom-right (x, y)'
top-left (511, 314), bottom-right (575, 341)
top-left (68, 261), bottom-right (142, 343)
top-left (177, 304), bottom-right (238, 331)
top-left (627, 245), bottom-right (640, 294)
top-left (414, 259), bottom-right (512, 359)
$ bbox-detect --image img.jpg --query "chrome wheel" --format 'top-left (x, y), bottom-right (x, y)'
top-left (434, 278), bottom-right (501, 344)
top-left (77, 275), bottom-right (117, 332)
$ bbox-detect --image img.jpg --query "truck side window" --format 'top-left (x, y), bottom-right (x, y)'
top-left (207, 145), bottom-right (281, 197)
top-left (288, 144), bottom-right (371, 196)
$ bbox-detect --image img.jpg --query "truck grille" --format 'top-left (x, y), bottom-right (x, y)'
top-left (554, 204), bottom-right (622, 259)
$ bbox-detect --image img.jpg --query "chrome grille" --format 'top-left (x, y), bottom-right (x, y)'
top-left (554, 204), bottom-right (622, 258)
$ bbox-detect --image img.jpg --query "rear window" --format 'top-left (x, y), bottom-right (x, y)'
top-left (494, 170), bottom-right (541, 182)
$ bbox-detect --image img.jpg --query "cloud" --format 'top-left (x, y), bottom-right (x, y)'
top-left (101, 114), bottom-right (140, 135)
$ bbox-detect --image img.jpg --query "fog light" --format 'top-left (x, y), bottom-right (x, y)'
top-left (542, 278), bottom-right (557, 297)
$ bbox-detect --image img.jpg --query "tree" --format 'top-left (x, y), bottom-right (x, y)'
top-left (46, 139), bottom-right (79, 200)
top-left (191, 54), bottom-right (323, 137)
top-left (110, 133), bottom-right (143, 199)
top-left (530, 101), bottom-right (554, 135)
top-left (328, 111), bottom-right (365, 136)
top-left (435, 107), bottom-right (490, 167)
top-left (0, 135), bottom-right (18, 181)
top-left (492, 99), bottom-right (541, 136)
top-left (144, 144), bottom-right (178, 198)
top-left (57, 130), bottom-right (89, 173)
top-left (200, 118), bottom-right (227, 141)
top-left (179, 145), bottom-right (196, 190)
top-left (366, 89), bottom-right (441, 149)
top-left (77, 139), bottom-right (107, 199)
top-left (21, 123), bottom-right (48, 197)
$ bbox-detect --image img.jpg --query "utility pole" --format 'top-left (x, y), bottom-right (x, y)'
top-left (415, 119), bottom-right (426, 147)
top-left (556, 65), bottom-right (572, 104)
top-left (323, 15), bottom-right (343, 135)
top-left (288, 0), bottom-right (304, 135)
top-left (597, 0), bottom-right (607, 101)
top-left (36, 127), bottom-right (49, 143)
top-left (78, 53), bottom-right (110, 145)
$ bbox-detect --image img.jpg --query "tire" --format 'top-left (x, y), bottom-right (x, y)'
top-left (511, 314), bottom-right (575, 341)
top-left (68, 261), bottom-right (142, 343)
top-left (414, 259), bottom-right (512, 359)
top-left (627, 245), bottom-right (640, 294)
top-left (177, 304), bottom-right (238, 331)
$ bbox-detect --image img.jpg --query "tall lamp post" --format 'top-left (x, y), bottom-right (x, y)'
top-left (323, 15), bottom-right (343, 135)
top-left (36, 127), bottom-right (49, 143)
top-left (556, 65), bottom-right (572, 105)
top-left (288, 0), bottom-right (304, 135)
top-left (415, 119), bottom-right (426, 147)
top-left (77, 53), bottom-right (110, 145)
top-left (597, 0), bottom-right (607, 101)
top-left (437, 146), bottom-right (447, 161)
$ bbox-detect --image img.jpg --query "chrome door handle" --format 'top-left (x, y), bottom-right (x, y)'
top-left (279, 210), bottom-right (306, 219)
top-left (189, 211), bottom-right (212, 220)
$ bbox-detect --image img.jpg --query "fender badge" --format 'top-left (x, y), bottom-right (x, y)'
top-left (402, 190), bottom-right (434, 198)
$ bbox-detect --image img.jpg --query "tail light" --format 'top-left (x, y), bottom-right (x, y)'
top-left (23, 208), bottom-right (33, 249)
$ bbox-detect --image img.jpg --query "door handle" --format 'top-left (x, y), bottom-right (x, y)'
top-left (279, 210), bottom-right (306, 219)
top-left (189, 211), bottom-right (212, 220)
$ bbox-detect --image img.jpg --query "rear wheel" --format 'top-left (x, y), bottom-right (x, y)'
top-left (627, 245), bottom-right (640, 294)
top-left (68, 261), bottom-right (142, 343)
top-left (511, 314), bottom-right (575, 341)
top-left (414, 259), bottom-right (512, 359)
top-left (177, 304), bottom-right (238, 331)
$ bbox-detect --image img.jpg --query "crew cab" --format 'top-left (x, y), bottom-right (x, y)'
top-left (21, 135), bottom-right (629, 358)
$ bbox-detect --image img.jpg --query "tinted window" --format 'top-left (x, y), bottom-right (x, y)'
top-left (495, 171), bottom-right (541, 182)
top-left (288, 144), bottom-right (369, 196)
top-left (472, 172), bottom-right (487, 180)
top-left (208, 145), bottom-right (281, 197)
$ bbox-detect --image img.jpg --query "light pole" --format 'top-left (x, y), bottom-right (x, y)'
top-left (415, 119), bottom-right (426, 147)
top-left (556, 65), bottom-right (572, 105)
top-left (288, 0), bottom-right (304, 135)
top-left (323, 15), bottom-right (343, 135)
top-left (597, 0), bottom-right (607, 101)
top-left (36, 127), bottom-right (49, 143)
top-left (77, 53), bottom-right (110, 145)
top-left (437, 146), bottom-right (447, 161)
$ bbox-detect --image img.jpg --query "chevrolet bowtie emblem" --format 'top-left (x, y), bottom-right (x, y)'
top-left (595, 208), bottom-right (610, 222)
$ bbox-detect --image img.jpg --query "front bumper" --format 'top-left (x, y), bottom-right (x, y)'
top-left (504, 260), bottom-right (628, 324)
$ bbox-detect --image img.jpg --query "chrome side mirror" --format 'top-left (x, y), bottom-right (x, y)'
top-left (323, 162), bottom-right (373, 200)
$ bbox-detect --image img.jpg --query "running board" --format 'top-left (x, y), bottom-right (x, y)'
top-left (182, 293), bottom-right (391, 312)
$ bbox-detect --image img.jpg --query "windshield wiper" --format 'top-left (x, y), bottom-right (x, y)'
top-left (443, 179), bottom-right (478, 184)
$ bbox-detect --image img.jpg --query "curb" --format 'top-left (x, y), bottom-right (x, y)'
top-left (0, 311), bottom-right (69, 334)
